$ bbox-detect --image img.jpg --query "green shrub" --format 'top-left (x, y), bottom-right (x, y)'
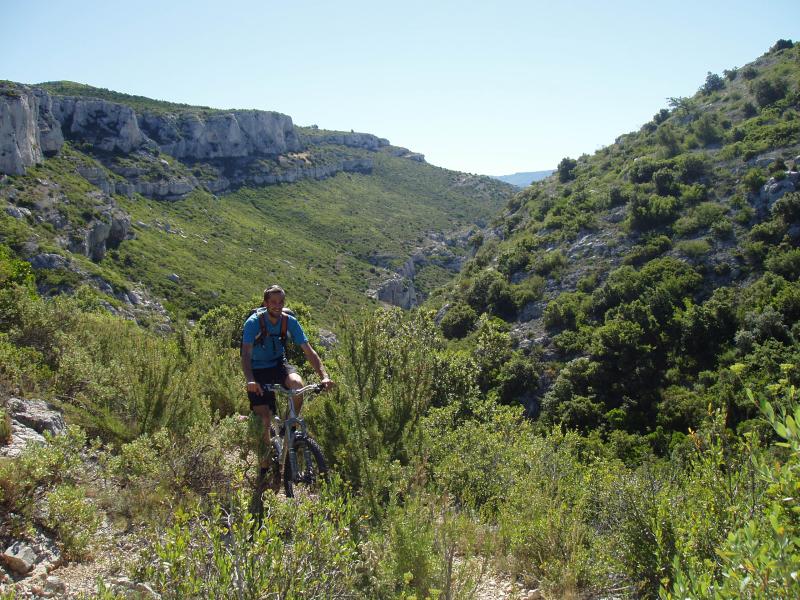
top-left (743, 168), bottom-right (767, 192)
top-left (0, 406), bottom-right (10, 445)
top-left (700, 72), bottom-right (725, 95)
top-left (496, 429), bottom-right (604, 595)
top-left (0, 426), bottom-right (87, 520)
top-left (691, 114), bottom-right (722, 146)
top-left (676, 239), bottom-right (711, 258)
top-left (557, 157), bottom-right (577, 182)
top-left (663, 383), bottom-right (800, 599)
top-left (141, 484), bottom-right (359, 599)
top-left (629, 194), bottom-right (680, 230)
top-left (440, 302), bottom-right (478, 339)
top-left (765, 246), bottom-right (800, 280)
top-left (752, 77), bottom-right (788, 107)
top-left (45, 484), bottom-right (100, 560)
top-left (311, 310), bottom-right (438, 520)
top-left (673, 154), bottom-right (707, 183)
top-left (623, 235), bottom-right (672, 266)
top-left (544, 291), bottom-right (588, 331)
top-left (772, 191), bottom-right (800, 222)
top-left (372, 498), bottom-right (441, 598)
top-left (710, 218), bottom-right (733, 239)
top-left (427, 400), bottom-right (531, 514)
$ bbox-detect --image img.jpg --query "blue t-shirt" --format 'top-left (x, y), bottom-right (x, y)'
top-left (242, 310), bottom-right (308, 369)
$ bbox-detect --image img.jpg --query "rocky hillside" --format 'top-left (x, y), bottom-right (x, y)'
top-left (0, 81), bottom-right (513, 323)
top-left (434, 40), bottom-right (800, 434)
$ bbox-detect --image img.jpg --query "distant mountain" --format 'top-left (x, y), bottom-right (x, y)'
top-left (491, 170), bottom-right (554, 187)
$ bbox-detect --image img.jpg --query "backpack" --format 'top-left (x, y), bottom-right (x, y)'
top-left (241, 307), bottom-right (294, 354)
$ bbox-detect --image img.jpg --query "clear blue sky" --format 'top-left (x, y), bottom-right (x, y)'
top-left (1, 1), bottom-right (798, 175)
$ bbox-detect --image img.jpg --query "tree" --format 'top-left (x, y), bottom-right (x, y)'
top-left (700, 72), bottom-right (725, 95)
top-left (770, 38), bottom-right (794, 53)
top-left (653, 108), bottom-right (671, 125)
top-left (751, 77), bottom-right (788, 108)
top-left (557, 157), bottom-right (577, 183)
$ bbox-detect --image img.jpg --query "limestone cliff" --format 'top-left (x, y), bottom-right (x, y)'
top-left (0, 82), bottom-right (423, 200)
top-left (0, 84), bottom-right (63, 175)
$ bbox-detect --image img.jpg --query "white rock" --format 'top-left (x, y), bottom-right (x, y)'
top-left (1, 542), bottom-right (36, 574)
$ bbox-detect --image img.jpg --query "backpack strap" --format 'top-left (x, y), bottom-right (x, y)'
top-left (280, 312), bottom-right (288, 346)
top-left (255, 309), bottom-right (269, 347)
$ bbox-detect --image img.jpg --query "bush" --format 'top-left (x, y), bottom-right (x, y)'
top-left (700, 72), bottom-right (725, 95)
top-left (743, 168), bottom-right (766, 192)
top-left (311, 310), bottom-right (438, 520)
top-left (557, 157), bottom-right (578, 183)
top-left (623, 235), bottom-right (672, 266)
top-left (772, 191), bottom-right (800, 222)
top-left (629, 194), bottom-right (679, 230)
top-left (544, 291), bottom-right (588, 331)
top-left (45, 484), bottom-right (100, 560)
top-left (673, 154), bottom-right (707, 183)
top-left (141, 484), bottom-right (360, 599)
top-left (691, 114), bottom-right (722, 146)
top-left (440, 302), bottom-right (478, 339)
top-left (751, 77), bottom-right (788, 108)
top-left (676, 239), bottom-right (711, 258)
top-left (742, 66), bottom-right (758, 80)
top-left (769, 38), bottom-right (794, 53)
top-left (664, 384), bottom-right (800, 599)
top-left (765, 246), bottom-right (800, 280)
top-left (464, 269), bottom-right (516, 319)
top-left (0, 405), bottom-right (10, 445)
top-left (653, 168), bottom-right (678, 196)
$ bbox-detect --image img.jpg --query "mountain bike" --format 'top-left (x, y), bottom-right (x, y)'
top-left (251, 383), bottom-right (328, 514)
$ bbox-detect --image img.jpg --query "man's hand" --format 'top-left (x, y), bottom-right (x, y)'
top-left (320, 376), bottom-right (334, 390)
top-left (247, 381), bottom-right (263, 395)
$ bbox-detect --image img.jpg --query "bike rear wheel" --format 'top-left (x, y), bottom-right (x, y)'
top-left (284, 436), bottom-right (327, 498)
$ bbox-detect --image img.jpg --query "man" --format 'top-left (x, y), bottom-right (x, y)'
top-left (241, 285), bottom-right (333, 477)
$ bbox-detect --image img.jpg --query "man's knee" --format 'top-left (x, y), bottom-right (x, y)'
top-left (285, 372), bottom-right (304, 390)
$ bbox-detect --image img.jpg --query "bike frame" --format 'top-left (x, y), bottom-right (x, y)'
top-left (261, 383), bottom-right (323, 484)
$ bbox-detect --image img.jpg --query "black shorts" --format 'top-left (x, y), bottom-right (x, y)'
top-left (248, 362), bottom-right (296, 413)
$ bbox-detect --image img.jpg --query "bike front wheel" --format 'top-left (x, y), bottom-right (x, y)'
top-left (284, 436), bottom-right (327, 498)
top-left (251, 437), bottom-right (282, 519)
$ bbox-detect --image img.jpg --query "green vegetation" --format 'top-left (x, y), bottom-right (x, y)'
top-left (35, 81), bottom-right (221, 116)
top-left (1, 40), bottom-right (799, 599)
top-left (1, 144), bottom-right (509, 323)
top-left (1, 271), bottom-right (798, 598)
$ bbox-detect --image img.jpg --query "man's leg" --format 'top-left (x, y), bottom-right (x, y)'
top-left (251, 404), bottom-right (274, 468)
top-left (285, 372), bottom-right (304, 415)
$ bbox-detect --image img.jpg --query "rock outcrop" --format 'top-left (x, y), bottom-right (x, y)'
top-left (1, 398), bottom-right (66, 459)
top-left (304, 131), bottom-right (389, 151)
top-left (759, 171), bottom-right (798, 211)
top-left (139, 109), bottom-right (300, 159)
top-left (51, 96), bottom-right (146, 153)
top-left (372, 275), bottom-right (418, 309)
top-left (1, 82), bottom-right (423, 199)
top-left (0, 85), bottom-right (63, 175)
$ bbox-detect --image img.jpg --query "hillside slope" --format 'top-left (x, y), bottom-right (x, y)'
top-left (435, 40), bottom-right (800, 437)
top-left (0, 82), bottom-right (513, 323)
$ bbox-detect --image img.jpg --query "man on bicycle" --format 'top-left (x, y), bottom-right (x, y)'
top-left (241, 285), bottom-right (333, 477)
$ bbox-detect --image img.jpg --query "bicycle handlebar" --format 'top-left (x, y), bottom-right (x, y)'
top-left (260, 383), bottom-right (325, 395)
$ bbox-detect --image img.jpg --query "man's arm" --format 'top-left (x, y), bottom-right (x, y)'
top-left (300, 342), bottom-right (333, 388)
top-left (241, 342), bottom-right (262, 395)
